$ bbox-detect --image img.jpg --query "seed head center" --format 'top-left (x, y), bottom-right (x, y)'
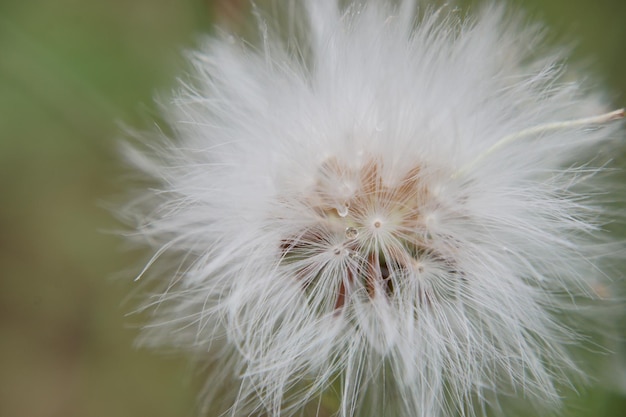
top-left (280, 156), bottom-right (457, 312)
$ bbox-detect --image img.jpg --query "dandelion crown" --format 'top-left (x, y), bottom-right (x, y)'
top-left (122, 0), bottom-right (624, 416)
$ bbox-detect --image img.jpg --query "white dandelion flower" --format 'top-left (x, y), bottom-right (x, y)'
top-left (121, 1), bottom-right (625, 416)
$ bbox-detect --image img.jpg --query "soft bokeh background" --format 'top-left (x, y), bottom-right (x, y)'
top-left (0, 1), bottom-right (624, 416)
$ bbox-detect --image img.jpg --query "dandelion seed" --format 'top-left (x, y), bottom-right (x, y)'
top-left (121, 1), bottom-right (624, 416)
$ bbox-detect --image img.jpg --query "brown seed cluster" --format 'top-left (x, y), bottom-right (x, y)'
top-left (280, 156), bottom-right (459, 313)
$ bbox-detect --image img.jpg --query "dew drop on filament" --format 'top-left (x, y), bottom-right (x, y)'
top-left (336, 201), bottom-right (350, 217)
top-left (345, 227), bottom-right (359, 240)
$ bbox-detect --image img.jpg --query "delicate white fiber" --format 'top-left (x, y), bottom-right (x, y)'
top-left (121, 1), bottom-right (624, 416)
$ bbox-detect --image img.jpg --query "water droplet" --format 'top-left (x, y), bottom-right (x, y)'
top-left (333, 247), bottom-right (342, 255)
top-left (345, 227), bottom-right (359, 240)
top-left (373, 220), bottom-right (382, 229)
top-left (336, 201), bottom-right (350, 217)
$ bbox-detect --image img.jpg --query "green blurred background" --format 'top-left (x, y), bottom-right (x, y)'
top-left (0, 1), bottom-right (624, 416)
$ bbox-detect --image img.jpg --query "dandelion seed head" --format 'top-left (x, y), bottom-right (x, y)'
top-left (121, 1), bottom-right (625, 416)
